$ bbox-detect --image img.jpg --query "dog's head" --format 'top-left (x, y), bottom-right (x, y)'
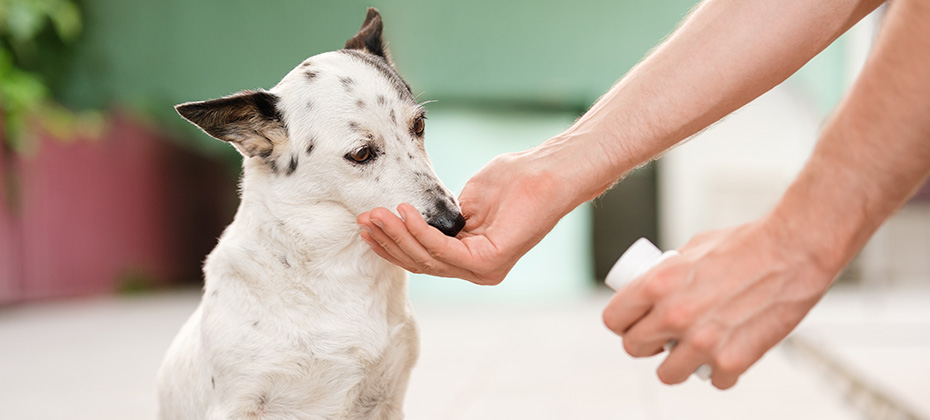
top-left (175, 8), bottom-right (465, 237)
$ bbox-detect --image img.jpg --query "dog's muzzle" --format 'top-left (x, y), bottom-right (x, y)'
top-left (426, 200), bottom-right (466, 237)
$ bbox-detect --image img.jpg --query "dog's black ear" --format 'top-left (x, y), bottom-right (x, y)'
top-left (176, 90), bottom-right (286, 159)
top-left (345, 8), bottom-right (390, 61)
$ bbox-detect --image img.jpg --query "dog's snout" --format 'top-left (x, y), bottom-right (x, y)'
top-left (429, 211), bottom-right (466, 237)
top-left (426, 199), bottom-right (465, 237)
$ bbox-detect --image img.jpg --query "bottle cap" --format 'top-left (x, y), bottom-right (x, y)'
top-left (605, 238), bottom-right (664, 291)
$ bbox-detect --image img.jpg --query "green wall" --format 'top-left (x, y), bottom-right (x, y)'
top-left (60, 0), bottom-right (695, 114)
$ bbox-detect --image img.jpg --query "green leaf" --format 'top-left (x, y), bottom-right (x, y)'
top-left (50, 0), bottom-right (81, 42)
top-left (4, 0), bottom-right (45, 42)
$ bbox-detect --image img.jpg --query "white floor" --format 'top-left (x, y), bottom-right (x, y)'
top-left (1, 285), bottom-right (927, 420)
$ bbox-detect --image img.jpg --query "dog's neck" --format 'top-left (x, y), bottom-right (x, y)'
top-left (209, 164), bottom-right (401, 288)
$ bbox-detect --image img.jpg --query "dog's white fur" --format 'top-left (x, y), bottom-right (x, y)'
top-left (157, 10), bottom-right (460, 420)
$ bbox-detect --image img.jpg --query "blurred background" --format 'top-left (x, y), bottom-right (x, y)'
top-left (1, 1), bottom-right (928, 419)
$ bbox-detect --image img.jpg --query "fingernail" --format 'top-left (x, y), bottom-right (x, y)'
top-left (361, 225), bottom-right (371, 234)
top-left (371, 218), bottom-right (384, 229)
top-left (397, 206), bottom-right (407, 222)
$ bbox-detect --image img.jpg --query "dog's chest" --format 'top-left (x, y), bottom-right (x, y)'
top-left (197, 274), bottom-right (418, 417)
top-left (207, 269), bottom-right (413, 357)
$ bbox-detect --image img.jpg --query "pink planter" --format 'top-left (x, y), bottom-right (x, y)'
top-left (0, 113), bottom-right (233, 304)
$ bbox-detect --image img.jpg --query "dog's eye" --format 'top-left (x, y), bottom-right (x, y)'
top-left (412, 116), bottom-right (425, 137)
top-left (346, 146), bottom-right (374, 163)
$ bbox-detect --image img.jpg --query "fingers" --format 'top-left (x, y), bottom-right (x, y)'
top-left (601, 267), bottom-right (670, 337)
top-left (396, 204), bottom-right (477, 269)
top-left (602, 289), bottom-right (654, 345)
top-left (620, 315), bottom-right (677, 358)
top-left (358, 213), bottom-right (415, 270)
top-left (358, 206), bottom-right (477, 280)
top-left (707, 327), bottom-right (772, 390)
top-left (656, 341), bottom-right (708, 385)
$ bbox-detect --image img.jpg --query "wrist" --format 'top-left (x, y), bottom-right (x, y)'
top-left (763, 155), bottom-right (881, 282)
top-left (538, 129), bottom-right (638, 207)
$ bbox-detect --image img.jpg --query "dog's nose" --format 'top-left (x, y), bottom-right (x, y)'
top-left (428, 212), bottom-right (466, 237)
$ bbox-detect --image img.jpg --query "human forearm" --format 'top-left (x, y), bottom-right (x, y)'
top-left (542, 0), bottom-right (884, 208)
top-left (770, 0), bottom-right (930, 277)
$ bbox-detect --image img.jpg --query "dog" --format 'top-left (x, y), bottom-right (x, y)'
top-left (156, 8), bottom-right (465, 420)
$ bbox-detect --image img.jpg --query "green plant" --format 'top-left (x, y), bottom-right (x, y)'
top-left (0, 0), bottom-right (101, 154)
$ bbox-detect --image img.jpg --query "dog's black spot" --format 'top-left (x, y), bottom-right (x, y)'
top-left (252, 320), bottom-right (260, 328)
top-left (259, 148), bottom-right (273, 160)
top-left (389, 109), bottom-right (396, 123)
top-left (414, 171), bottom-right (425, 178)
top-left (377, 95), bottom-right (387, 106)
top-left (348, 121), bottom-right (360, 131)
top-left (211, 290), bottom-right (218, 298)
top-left (286, 155), bottom-right (298, 176)
top-left (306, 143), bottom-right (314, 156)
top-left (305, 70), bottom-right (317, 80)
top-left (211, 376), bottom-right (215, 389)
top-left (408, 153), bottom-right (414, 160)
top-left (250, 91), bottom-right (284, 122)
top-left (269, 160), bottom-right (279, 174)
top-left (301, 60), bottom-right (312, 67)
top-left (341, 77), bottom-right (355, 92)
top-left (374, 176), bottom-right (380, 182)
top-left (306, 100), bottom-right (313, 110)
top-left (356, 99), bottom-right (366, 108)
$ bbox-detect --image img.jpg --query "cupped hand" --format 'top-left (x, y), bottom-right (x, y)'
top-left (602, 218), bottom-right (837, 389)
top-left (357, 148), bottom-right (580, 285)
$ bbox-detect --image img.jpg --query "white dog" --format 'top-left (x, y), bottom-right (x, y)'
top-left (157, 9), bottom-right (464, 420)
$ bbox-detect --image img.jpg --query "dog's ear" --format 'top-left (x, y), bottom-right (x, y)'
top-left (175, 90), bottom-right (286, 159)
top-left (345, 8), bottom-right (390, 61)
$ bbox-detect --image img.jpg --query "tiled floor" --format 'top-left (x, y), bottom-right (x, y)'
top-left (1, 285), bottom-right (926, 420)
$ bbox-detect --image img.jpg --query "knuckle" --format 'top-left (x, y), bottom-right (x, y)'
top-left (689, 326), bottom-right (720, 353)
top-left (384, 228), bottom-right (405, 244)
top-left (419, 260), bottom-right (440, 274)
top-left (425, 245), bottom-right (447, 261)
top-left (642, 272), bottom-right (673, 299)
top-left (372, 236), bottom-right (391, 250)
top-left (713, 351), bottom-right (749, 376)
top-left (602, 308), bottom-right (625, 334)
top-left (659, 303), bottom-right (693, 331)
top-left (409, 254), bottom-right (437, 273)
top-left (620, 332), bottom-right (650, 357)
top-left (621, 337), bottom-right (639, 357)
top-left (480, 275), bottom-right (505, 286)
top-left (475, 268), bottom-right (507, 286)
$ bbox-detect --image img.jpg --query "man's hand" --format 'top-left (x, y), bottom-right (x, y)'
top-left (358, 148), bottom-right (582, 285)
top-left (602, 219), bottom-right (836, 389)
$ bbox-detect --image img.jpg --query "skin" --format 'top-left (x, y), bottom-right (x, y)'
top-left (358, 0), bottom-right (930, 389)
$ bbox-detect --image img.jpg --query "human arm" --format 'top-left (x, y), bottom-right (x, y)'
top-left (603, 0), bottom-right (930, 389)
top-left (358, 0), bottom-right (884, 284)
